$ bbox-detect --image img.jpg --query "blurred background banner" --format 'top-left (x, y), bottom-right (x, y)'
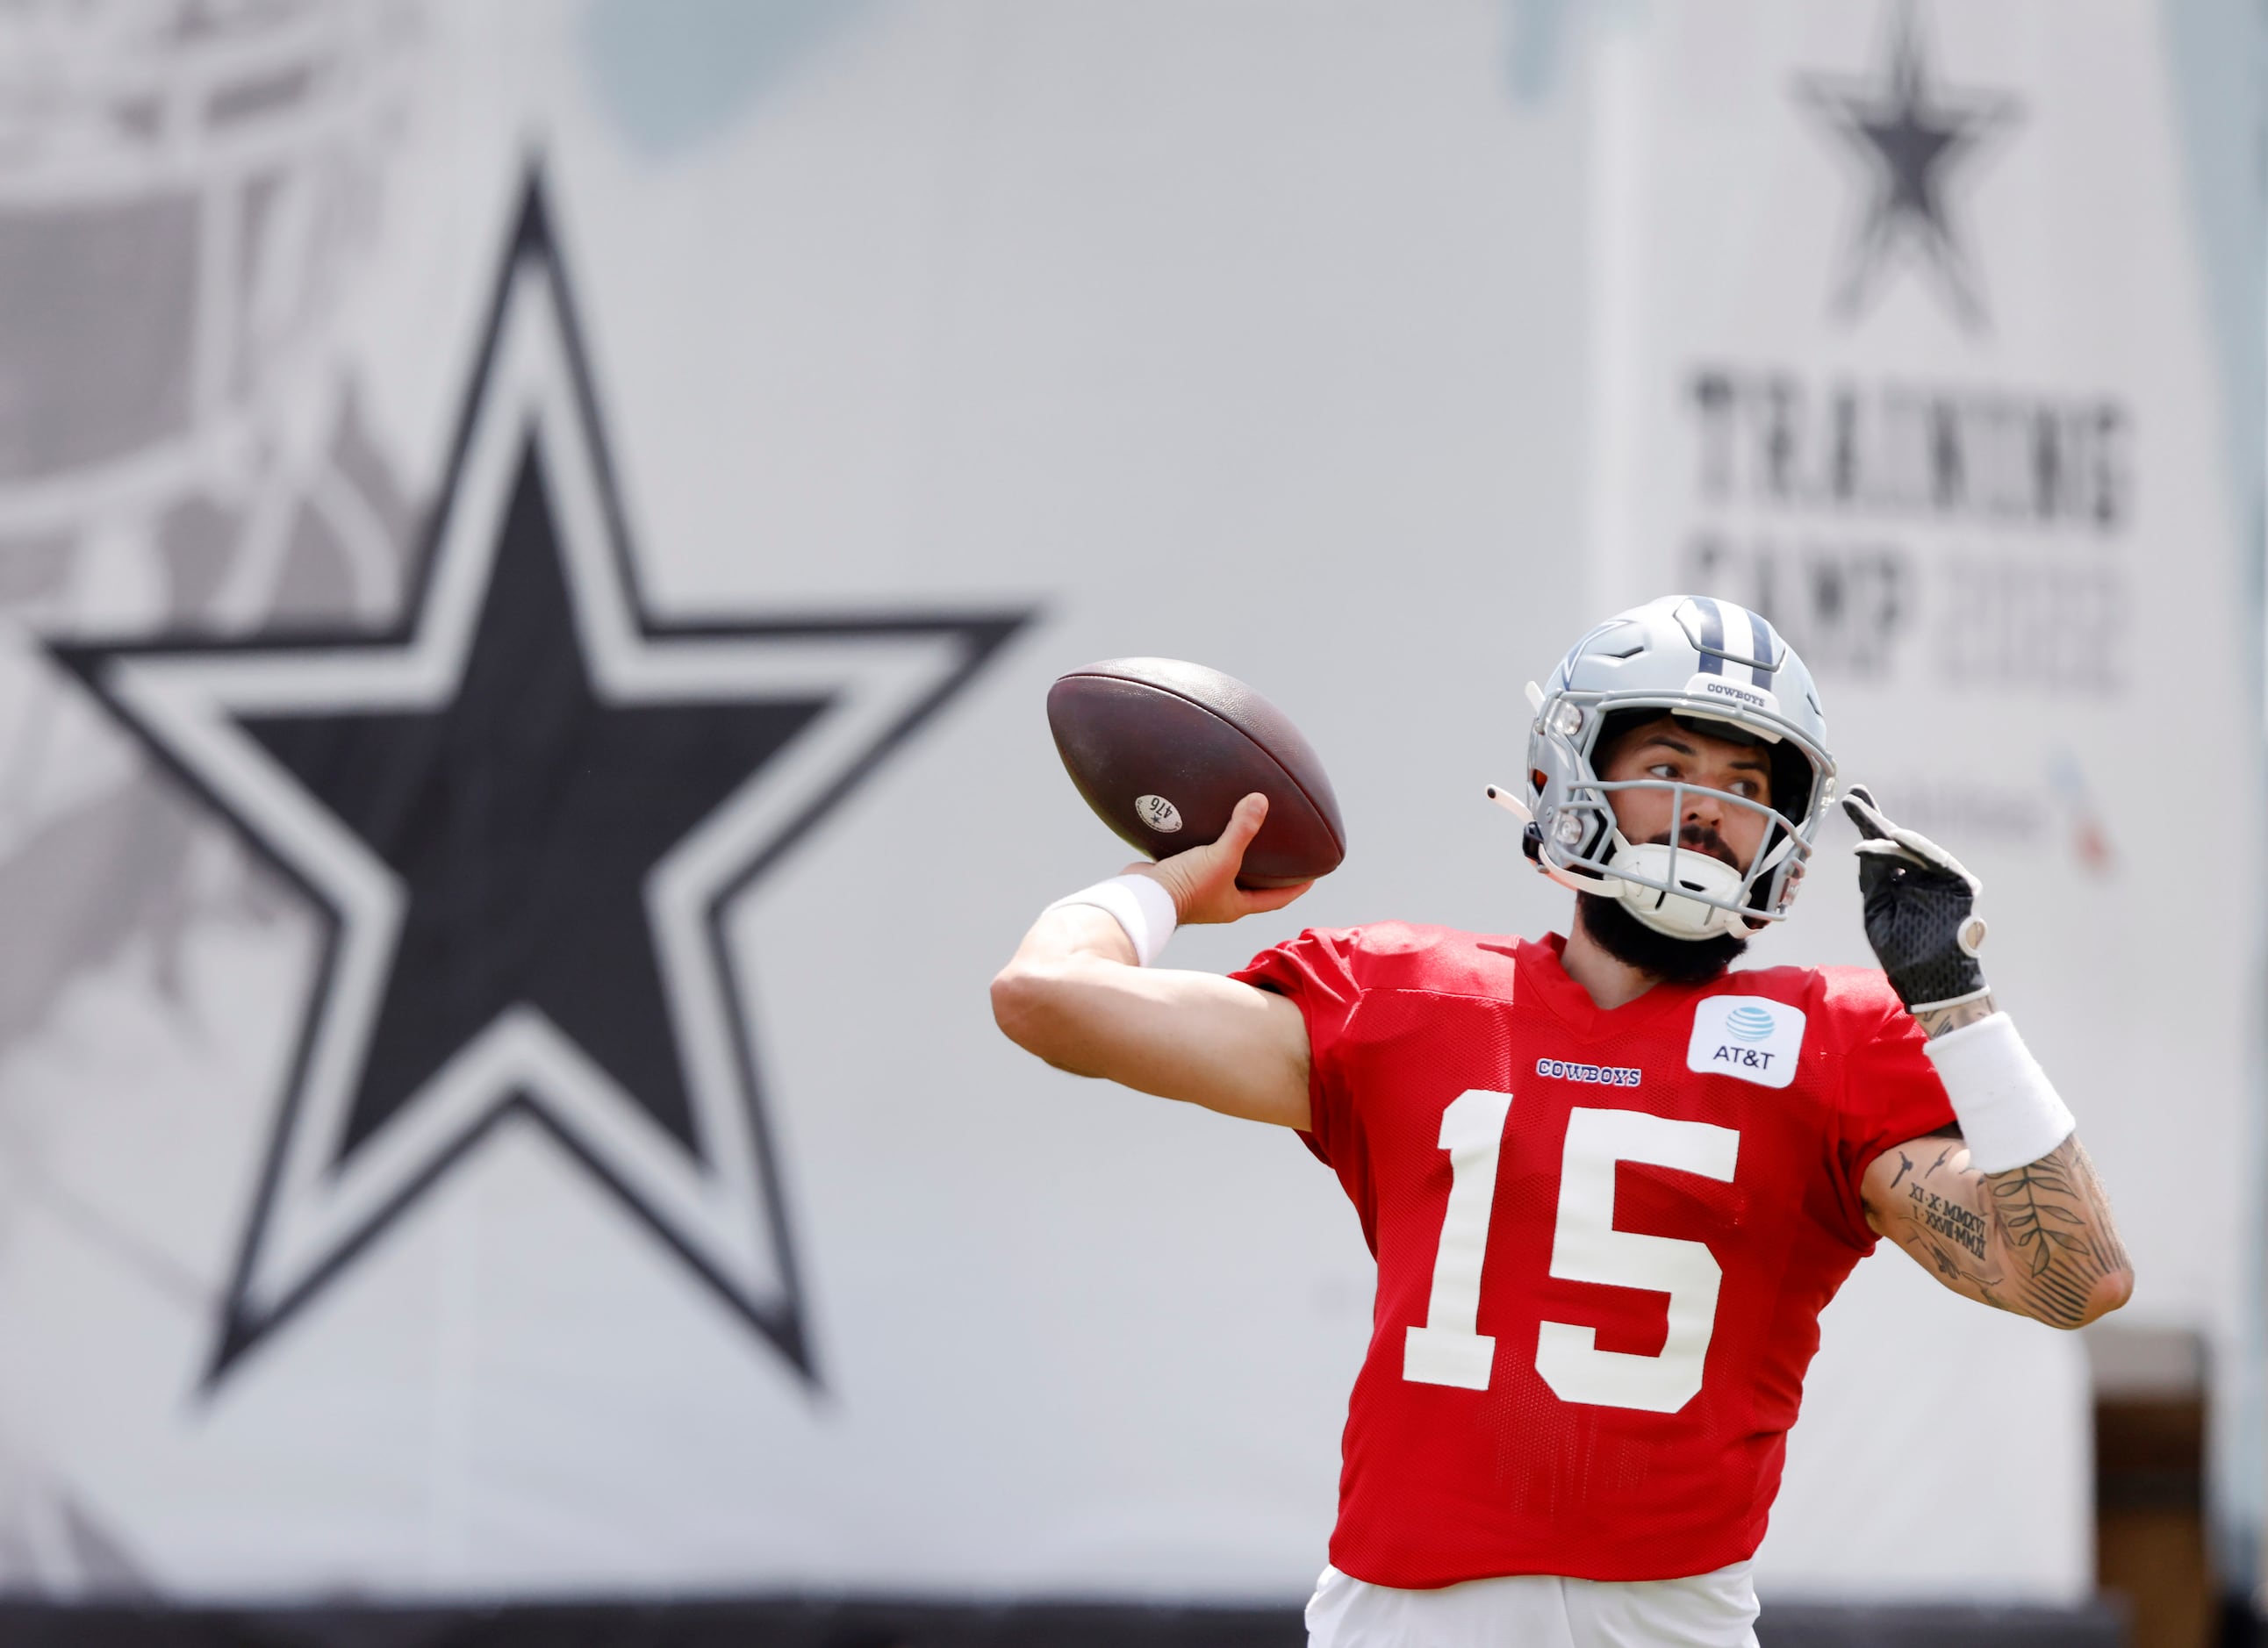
top-left (1581, 0), bottom-right (2260, 1615)
top-left (0, 0), bottom-right (2255, 1640)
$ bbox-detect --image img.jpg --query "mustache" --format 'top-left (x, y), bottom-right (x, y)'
top-left (1647, 824), bottom-right (1742, 870)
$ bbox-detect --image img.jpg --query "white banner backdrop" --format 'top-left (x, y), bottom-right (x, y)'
top-left (0, 0), bottom-right (2249, 1611)
top-left (1580, 0), bottom-right (2257, 1602)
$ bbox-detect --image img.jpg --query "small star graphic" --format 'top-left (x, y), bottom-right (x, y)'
top-left (1796, 0), bottom-right (2020, 330)
top-left (51, 176), bottom-right (1031, 1390)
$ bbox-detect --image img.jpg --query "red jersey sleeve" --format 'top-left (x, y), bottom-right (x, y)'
top-left (1829, 973), bottom-right (1959, 1248)
top-left (1229, 927), bottom-right (1364, 1169)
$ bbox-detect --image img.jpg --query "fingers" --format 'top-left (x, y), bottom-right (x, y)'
top-left (1854, 837), bottom-right (1979, 894)
top-left (1126, 794), bottom-right (1318, 927)
top-left (1856, 827), bottom-right (1977, 889)
top-left (1842, 786), bottom-right (1981, 890)
top-left (1220, 792), bottom-right (1270, 853)
top-left (1238, 879), bottom-right (1314, 915)
top-left (1840, 785), bottom-right (1893, 842)
top-left (1203, 793), bottom-right (1272, 885)
top-left (1852, 839), bottom-right (1925, 861)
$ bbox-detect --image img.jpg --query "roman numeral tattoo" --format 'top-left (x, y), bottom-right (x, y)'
top-left (1890, 1136), bottom-right (2128, 1328)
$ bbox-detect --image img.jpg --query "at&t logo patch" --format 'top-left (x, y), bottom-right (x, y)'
top-left (1687, 996), bottom-right (1806, 1089)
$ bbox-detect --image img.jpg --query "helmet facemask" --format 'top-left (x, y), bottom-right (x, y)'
top-left (1490, 596), bottom-right (1838, 944)
top-left (1523, 693), bottom-right (1833, 939)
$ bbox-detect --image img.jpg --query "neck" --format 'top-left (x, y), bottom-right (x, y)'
top-left (1561, 906), bottom-right (1660, 1011)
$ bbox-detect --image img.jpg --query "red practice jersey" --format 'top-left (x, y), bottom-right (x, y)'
top-left (1231, 924), bottom-right (1955, 1588)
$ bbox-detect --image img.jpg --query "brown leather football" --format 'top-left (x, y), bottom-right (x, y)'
top-left (1046, 658), bottom-right (1346, 887)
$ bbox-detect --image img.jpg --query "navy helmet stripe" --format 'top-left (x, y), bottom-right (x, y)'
top-left (1719, 604), bottom-right (1760, 686)
top-left (1690, 596), bottom-right (1726, 676)
top-left (1742, 607), bottom-right (1779, 686)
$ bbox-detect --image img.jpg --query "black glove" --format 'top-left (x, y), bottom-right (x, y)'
top-left (1841, 785), bottom-right (1990, 1012)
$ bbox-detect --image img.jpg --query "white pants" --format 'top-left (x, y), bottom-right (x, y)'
top-left (1304, 1560), bottom-right (1762, 1648)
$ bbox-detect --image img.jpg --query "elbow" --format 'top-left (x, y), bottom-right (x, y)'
top-left (2055, 1265), bottom-right (2136, 1331)
top-left (992, 961), bottom-right (1106, 1078)
top-left (2083, 1265), bottom-right (2136, 1327)
top-left (991, 960), bottom-right (1070, 1061)
top-left (990, 963), bottom-right (1042, 1051)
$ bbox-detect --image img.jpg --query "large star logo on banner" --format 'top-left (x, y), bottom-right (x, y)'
top-left (1795, 0), bottom-right (2020, 330)
top-left (52, 178), bottom-right (1030, 1389)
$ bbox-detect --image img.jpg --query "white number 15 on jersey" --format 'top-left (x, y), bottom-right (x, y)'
top-left (1401, 1089), bottom-right (1740, 1414)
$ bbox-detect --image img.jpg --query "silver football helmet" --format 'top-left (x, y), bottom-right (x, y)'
top-left (1489, 595), bottom-right (1836, 939)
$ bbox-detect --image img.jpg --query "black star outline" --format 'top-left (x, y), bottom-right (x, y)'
top-left (1795, 0), bottom-right (2021, 330)
top-left (49, 175), bottom-right (1033, 1391)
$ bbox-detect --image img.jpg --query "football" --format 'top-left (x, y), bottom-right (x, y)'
top-left (1046, 657), bottom-right (1346, 888)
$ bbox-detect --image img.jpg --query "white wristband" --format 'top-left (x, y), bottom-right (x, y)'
top-left (1921, 1012), bottom-right (2076, 1174)
top-left (1044, 874), bottom-right (1180, 967)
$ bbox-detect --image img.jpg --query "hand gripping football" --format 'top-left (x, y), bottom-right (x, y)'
top-left (1046, 657), bottom-right (1346, 888)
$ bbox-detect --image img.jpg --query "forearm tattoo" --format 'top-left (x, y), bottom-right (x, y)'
top-left (1883, 1134), bottom-right (2130, 1328)
top-left (1885, 989), bottom-right (2129, 1325)
top-left (1906, 1180), bottom-right (1988, 1259)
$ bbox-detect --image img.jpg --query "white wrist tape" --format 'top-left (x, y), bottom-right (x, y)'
top-left (1044, 874), bottom-right (1179, 967)
top-left (1921, 1012), bottom-right (2076, 1174)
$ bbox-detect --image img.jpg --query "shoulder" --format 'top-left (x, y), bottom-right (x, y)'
top-left (1231, 921), bottom-right (1523, 1003)
top-left (1714, 962), bottom-right (1908, 1051)
top-left (1306, 921), bottom-right (1523, 995)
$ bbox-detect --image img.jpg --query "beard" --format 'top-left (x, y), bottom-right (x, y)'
top-left (1575, 891), bottom-right (1749, 984)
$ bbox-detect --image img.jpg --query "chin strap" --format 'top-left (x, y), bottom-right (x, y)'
top-left (1486, 785), bottom-right (1619, 899)
top-left (1485, 784), bottom-right (1532, 826)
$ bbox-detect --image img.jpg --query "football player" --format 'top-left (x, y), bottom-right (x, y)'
top-left (991, 596), bottom-right (2130, 1648)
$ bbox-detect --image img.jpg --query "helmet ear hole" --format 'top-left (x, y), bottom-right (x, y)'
top-left (1593, 710), bottom-right (1649, 771)
top-left (1768, 743), bottom-right (1816, 822)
